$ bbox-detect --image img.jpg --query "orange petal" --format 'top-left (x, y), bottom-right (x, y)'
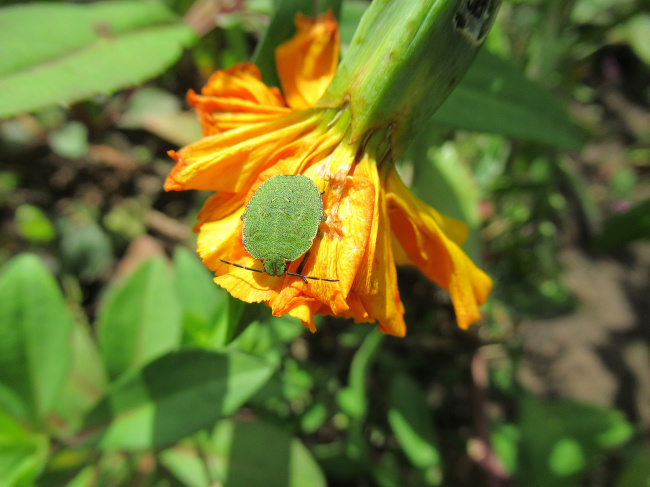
top-left (196, 195), bottom-right (247, 275)
top-left (189, 92), bottom-right (291, 136)
top-left (290, 163), bottom-right (376, 313)
top-left (164, 110), bottom-right (324, 193)
top-left (276, 11), bottom-right (339, 110)
top-left (200, 63), bottom-right (285, 104)
top-left (188, 63), bottom-right (290, 136)
top-left (347, 156), bottom-right (406, 337)
top-left (385, 169), bottom-right (492, 329)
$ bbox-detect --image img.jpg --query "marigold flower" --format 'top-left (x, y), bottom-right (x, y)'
top-left (165, 2), bottom-right (498, 336)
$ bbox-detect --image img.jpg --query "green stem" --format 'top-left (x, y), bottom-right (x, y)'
top-left (317, 0), bottom-right (500, 159)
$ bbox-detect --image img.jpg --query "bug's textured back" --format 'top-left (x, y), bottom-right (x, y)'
top-left (242, 175), bottom-right (324, 262)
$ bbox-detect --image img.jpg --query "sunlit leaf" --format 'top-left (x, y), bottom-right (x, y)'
top-left (0, 409), bottom-right (49, 487)
top-left (52, 320), bottom-right (108, 436)
top-left (14, 204), bottom-right (56, 243)
top-left (81, 349), bottom-right (276, 450)
top-left (0, 254), bottom-right (74, 428)
top-left (173, 247), bottom-right (226, 334)
top-left (0, 1), bottom-right (197, 119)
top-left (97, 257), bottom-right (182, 380)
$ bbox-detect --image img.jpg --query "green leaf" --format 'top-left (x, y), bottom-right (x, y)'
top-left (591, 198), bottom-right (650, 250)
top-left (337, 330), bottom-right (384, 420)
top-left (59, 217), bottom-right (113, 282)
top-left (253, 0), bottom-right (342, 87)
top-left (173, 247), bottom-right (226, 337)
top-left (47, 121), bottom-right (89, 159)
top-left (0, 1), bottom-right (197, 119)
top-left (81, 349), bottom-right (276, 450)
top-left (615, 442), bottom-right (650, 487)
top-left (64, 465), bottom-right (99, 487)
top-left (0, 409), bottom-right (49, 487)
top-left (432, 50), bottom-right (586, 149)
top-left (0, 254), bottom-right (74, 428)
top-left (212, 296), bottom-right (266, 349)
top-left (14, 204), bottom-right (56, 243)
top-left (491, 422), bottom-right (520, 475)
top-left (161, 419), bottom-right (327, 487)
top-left (517, 394), bottom-right (634, 487)
top-left (387, 375), bottom-right (442, 481)
top-left (118, 87), bottom-right (202, 147)
top-left (97, 257), bottom-right (182, 380)
top-left (174, 247), bottom-right (261, 350)
top-left (611, 14), bottom-right (650, 66)
top-left (52, 320), bottom-right (108, 436)
top-left (339, 1), bottom-right (369, 46)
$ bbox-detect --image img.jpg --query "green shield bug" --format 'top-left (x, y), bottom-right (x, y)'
top-left (220, 174), bottom-right (338, 285)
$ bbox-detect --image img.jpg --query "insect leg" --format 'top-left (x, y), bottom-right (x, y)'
top-left (286, 271), bottom-right (309, 285)
top-left (286, 271), bottom-right (338, 283)
top-left (296, 249), bottom-right (311, 275)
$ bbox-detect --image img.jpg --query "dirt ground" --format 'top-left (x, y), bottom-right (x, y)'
top-left (518, 242), bottom-right (650, 428)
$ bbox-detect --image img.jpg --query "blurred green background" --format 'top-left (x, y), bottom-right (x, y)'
top-left (0, 0), bottom-right (649, 486)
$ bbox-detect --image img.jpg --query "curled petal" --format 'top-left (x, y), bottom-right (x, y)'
top-left (164, 110), bottom-right (324, 192)
top-left (348, 155), bottom-right (406, 337)
top-left (276, 11), bottom-right (339, 110)
top-left (200, 63), bottom-right (283, 103)
top-left (386, 169), bottom-right (492, 329)
top-left (188, 63), bottom-right (290, 136)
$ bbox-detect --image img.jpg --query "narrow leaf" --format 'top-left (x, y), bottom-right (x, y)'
top-left (97, 257), bottom-right (182, 380)
top-left (388, 375), bottom-right (442, 474)
top-left (0, 1), bottom-right (197, 118)
top-left (432, 50), bottom-right (586, 149)
top-left (0, 254), bottom-right (74, 428)
top-left (337, 330), bottom-right (384, 420)
top-left (81, 349), bottom-right (276, 450)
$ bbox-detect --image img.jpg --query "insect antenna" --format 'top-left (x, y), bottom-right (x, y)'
top-left (219, 259), bottom-right (265, 273)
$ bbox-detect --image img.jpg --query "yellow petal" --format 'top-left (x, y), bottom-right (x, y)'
top-left (276, 11), bottom-right (339, 110)
top-left (385, 168), bottom-right (492, 329)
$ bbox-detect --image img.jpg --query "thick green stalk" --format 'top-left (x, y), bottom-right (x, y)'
top-left (317, 0), bottom-right (500, 159)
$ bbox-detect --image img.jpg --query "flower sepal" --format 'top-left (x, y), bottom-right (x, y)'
top-left (316, 0), bottom-right (500, 158)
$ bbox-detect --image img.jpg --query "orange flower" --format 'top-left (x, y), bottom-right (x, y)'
top-left (165, 10), bottom-right (493, 336)
top-left (275, 11), bottom-right (339, 110)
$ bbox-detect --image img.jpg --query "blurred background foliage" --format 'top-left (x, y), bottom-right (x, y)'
top-left (1, 0), bottom-right (649, 486)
